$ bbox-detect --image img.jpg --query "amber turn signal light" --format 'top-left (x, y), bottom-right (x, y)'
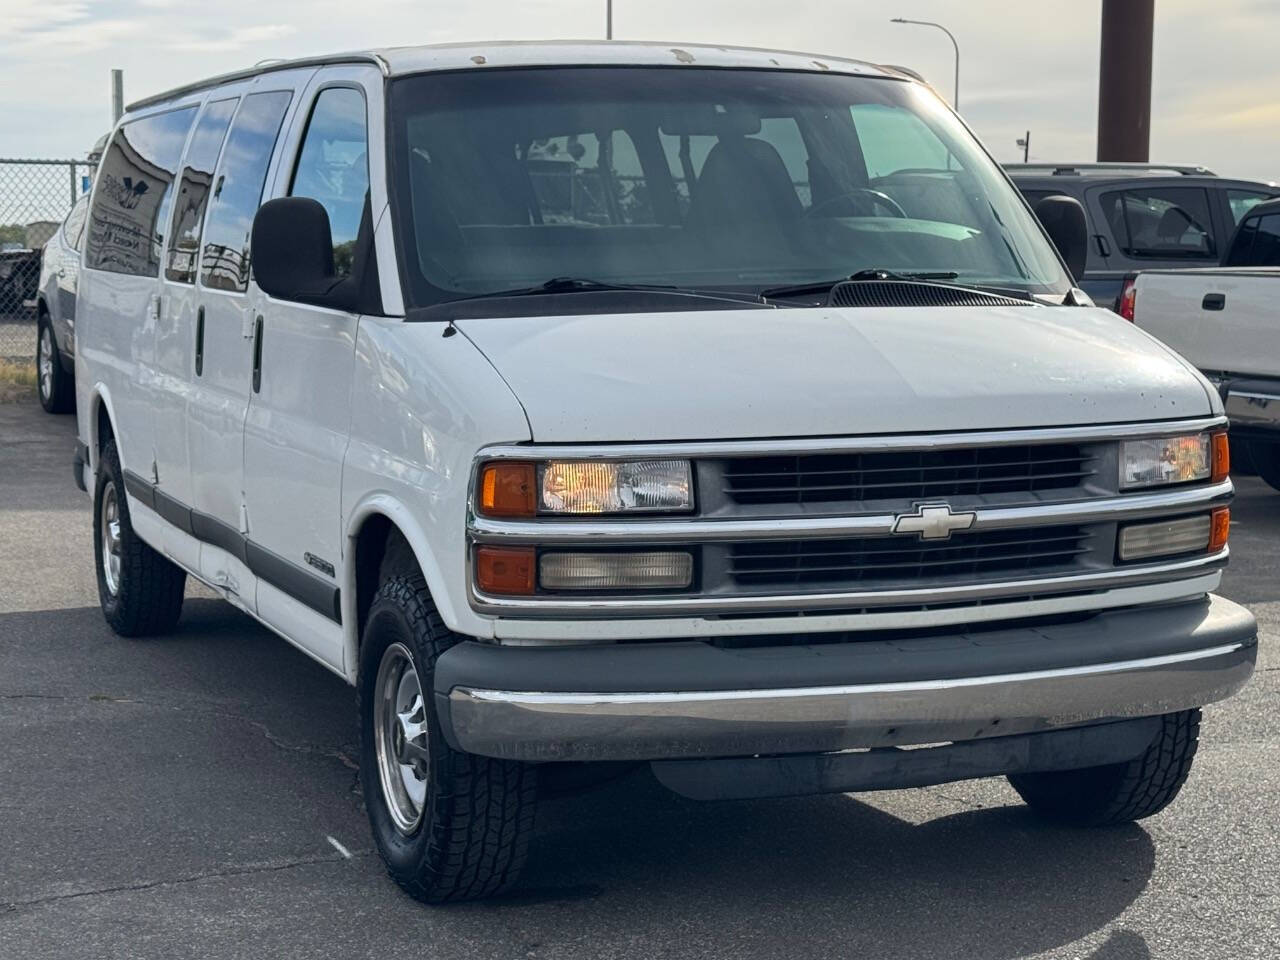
top-left (475, 545), bottom-right (536, 595)
top-left (1211, 432), bottom-right (1230, 484)
top-left (1209, 507), bottom-right (1230, 554)
top-left (479, 461), bottom-right (536, 517)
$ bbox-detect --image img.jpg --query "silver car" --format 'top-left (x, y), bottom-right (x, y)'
top-left (34, 194), bottom-right (88, 412)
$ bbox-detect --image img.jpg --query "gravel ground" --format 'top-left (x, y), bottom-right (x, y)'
top-left (1, 401), bottom-right (1276, 960)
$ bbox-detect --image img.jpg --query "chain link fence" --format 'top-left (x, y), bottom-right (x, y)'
top-left (1, 159), bottom-right (96, 363)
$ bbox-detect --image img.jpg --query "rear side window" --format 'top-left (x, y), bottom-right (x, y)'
top-left (199, 90), bottom-right (292, 293)
top-left (1100, 187), bottom-right (1216, 259)
top-left (85, 106), bottom-right (197, 275)
top-left (166, 97), bottom-right (238, 283)
top-left (850, 103), bottom-right (951, 178)
top-left (1228, 214), bottom-right (1280, 267)
top-left (289, 87), bottom-right (368, 278)
top-left (1226, 189), bottom-right (1273, 226)
top-left (63, 196), bottom-right (89, 252)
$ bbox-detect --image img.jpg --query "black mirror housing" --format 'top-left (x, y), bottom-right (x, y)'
top-left (1033, 194), bottom-right (1089, 284)
top-left (251, 197), bottom-right (354, 310)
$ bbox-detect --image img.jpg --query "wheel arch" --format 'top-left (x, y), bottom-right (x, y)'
top-left (343, 494), bottom-right (461, 682)
top-left (88, 383), bottom-right (120, 470)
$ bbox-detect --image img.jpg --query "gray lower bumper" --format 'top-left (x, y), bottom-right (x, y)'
top-left (436, 595), bottom-right (1257, 763)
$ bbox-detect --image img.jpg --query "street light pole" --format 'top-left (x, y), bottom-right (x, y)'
top-left (889, 17), bottom-right (959, 111)
top-left (606, 0), bottom-right (613, 39)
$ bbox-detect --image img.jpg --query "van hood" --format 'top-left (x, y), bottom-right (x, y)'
top-left (455, 306), bottom-right (1215, 443)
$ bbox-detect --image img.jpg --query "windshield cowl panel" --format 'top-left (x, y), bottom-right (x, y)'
top-left (387, 66), bottom-right (1071, 313)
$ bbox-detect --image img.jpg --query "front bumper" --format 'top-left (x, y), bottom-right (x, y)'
top-left (1219, 377), bottom-right (1280, 439)
top-left (435, 594), bottom-right (1256, 762)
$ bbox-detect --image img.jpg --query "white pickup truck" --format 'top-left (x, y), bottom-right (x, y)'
top-left (1129, 199), bottom-right (1280, 488)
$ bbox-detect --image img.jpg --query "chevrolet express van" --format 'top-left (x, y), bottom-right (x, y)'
top-left (73, 42), bottom-right (1256, 903)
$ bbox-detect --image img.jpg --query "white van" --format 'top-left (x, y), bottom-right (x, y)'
top-left (73, 42), bottom-right (1255, 902)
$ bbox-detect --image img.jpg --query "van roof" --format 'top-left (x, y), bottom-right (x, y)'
top-left (125, 41), bottom-right (899, 113)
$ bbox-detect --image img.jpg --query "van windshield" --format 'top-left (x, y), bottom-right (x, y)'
top-left (387, 66), bottom-right (1071, 310)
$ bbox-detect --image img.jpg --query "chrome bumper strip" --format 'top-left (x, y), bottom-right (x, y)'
top-left (447, 641), bottom-right (1255, 762)
top-left (470, 548), bottom-right (1227, 617)
top-left (468, 480), bottom-right (1232, 545)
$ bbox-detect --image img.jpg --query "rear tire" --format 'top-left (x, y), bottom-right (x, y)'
top-left (358, 573), bottom-right (537, 903)
top-left (36, 316), bottom-right (74, 414)
top-left (1247, 441), bottom-right (1280, 492)
top-left (1009, 709), bottom-right (1200, 826)
top-left (93, 439), bottom-right (186, 636)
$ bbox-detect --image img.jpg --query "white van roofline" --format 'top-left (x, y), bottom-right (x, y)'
top-left (124, 40), bottom-right (899, 113)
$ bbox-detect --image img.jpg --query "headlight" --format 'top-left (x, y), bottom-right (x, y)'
top-left (539, 460), bottom-right (692, 514)
top-left (477, 459), bottom-right (693, 517)
top-left (1120, 433), bottom-right (1220, 490)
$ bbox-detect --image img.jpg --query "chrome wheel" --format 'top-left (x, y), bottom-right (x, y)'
top-left (100, 481), bottom-right (122, 596)
top-left (374, 642), bottom-right (429, 834)
top-left (38, 325), bottom-right (53, 402)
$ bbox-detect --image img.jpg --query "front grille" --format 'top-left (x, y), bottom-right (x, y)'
top-left (728, 525), bottom-right (1091, 589)
top-left (723, 444), bottom-right (1093, 506)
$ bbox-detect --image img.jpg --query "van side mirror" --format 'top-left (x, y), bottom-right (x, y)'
top-left (251, 197), bottom-right (355, 311)
top-left (1033, 195), bottom-right (1089, 283)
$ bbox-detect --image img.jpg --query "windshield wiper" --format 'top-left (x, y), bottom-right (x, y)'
top-left (760, 269), bottom-right (960, 301)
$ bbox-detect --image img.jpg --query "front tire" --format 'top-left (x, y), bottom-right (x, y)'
top-left (1009, 709), bottom-right (1200, 826)
top-left (358, 574), bottom-right (537, 903)
top-left (36, 316), bottom-right (74, 413)
top-left (93, 439), bottom-right (186, 636)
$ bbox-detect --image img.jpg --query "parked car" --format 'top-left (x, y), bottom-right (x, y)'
top-left (1006, 163), bottom-right (1278, 310)
top-left (34, 194), bottom-right (89, 412)
top-left (74, 43), bottom-right (1256, 903)
top-left (1126, 198), bottom-right (1280, 488)
top-left (0, 246), bottom-right (40, 314)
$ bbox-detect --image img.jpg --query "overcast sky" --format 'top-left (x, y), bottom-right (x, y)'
top-left (3, 0), bottom-right (1276, 182)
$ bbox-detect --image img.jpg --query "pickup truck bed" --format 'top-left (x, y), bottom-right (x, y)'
top-left (1133, 267), bottom-right (1280, 484)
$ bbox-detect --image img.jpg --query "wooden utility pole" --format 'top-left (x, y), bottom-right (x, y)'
top-left (1097, 0), bottom-right (1154, 161)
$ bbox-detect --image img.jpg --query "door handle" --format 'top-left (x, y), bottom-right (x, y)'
top-left (194, 306), bottom-right (205, 376)
top-left (1202, 293), bottom-right (1226, 311)
top-left (251, 315), bottom-right (264, 394)
top-left (1094, 234), bottom-right (1112, 258)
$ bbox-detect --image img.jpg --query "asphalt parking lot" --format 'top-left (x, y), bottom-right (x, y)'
top-left (1, 399), bottom-right (1277, 960)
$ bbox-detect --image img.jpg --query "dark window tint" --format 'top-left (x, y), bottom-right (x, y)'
top-left (1227, 189), bottom-right (1273, 226)
top-left (199, 90), bottom-right (292, 292)
top-left (167, 97), bottom-right (238, 283)
top-left (1233, 214), bottom-right (1280, 267)
top-left (63, 196), bottom-right (89, 252)
top-left (85, 106), bottom-right (196, 275)
top-left (290, 87), bottom-right (368, 278)
top-left (1100, 187), bottom-right (1216, 259)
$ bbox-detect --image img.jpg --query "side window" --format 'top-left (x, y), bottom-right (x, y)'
top-left (1227, 189), bottom-right (1273, 226)
top-left (1226, 216), bottom-right (1259, 267)
top-left (524, 129), bottom-right (654, 226)
top-left (85, 106), bottom-right (197, 275)
top-left (1100, 187), bottom-right (1216, 259)
top-left (199, 90), bottom-right (292, 293)
top-left (1250, 214), bottom-right (1280, 267)
top-left (289, 87), bottom-right (368, 278)
top-left (63, 196), bottom-right (89, 252)
top-left (850, 104), bottom-right (953, 178)
top-left (166, 97), bottom-right (238, 283)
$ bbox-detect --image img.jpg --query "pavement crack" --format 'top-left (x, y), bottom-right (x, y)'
top-left (1, 852), bottom-right (372, 912)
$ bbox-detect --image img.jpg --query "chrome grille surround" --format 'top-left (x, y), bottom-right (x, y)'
top-left (466, 417), bottom-right (1231, 623)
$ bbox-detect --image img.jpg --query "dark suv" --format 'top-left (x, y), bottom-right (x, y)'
top-left (1006, 163), bottom-right (1277, 310)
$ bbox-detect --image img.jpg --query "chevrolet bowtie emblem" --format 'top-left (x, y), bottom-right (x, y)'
top-left (892, 503), bottom-right (977, 541)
